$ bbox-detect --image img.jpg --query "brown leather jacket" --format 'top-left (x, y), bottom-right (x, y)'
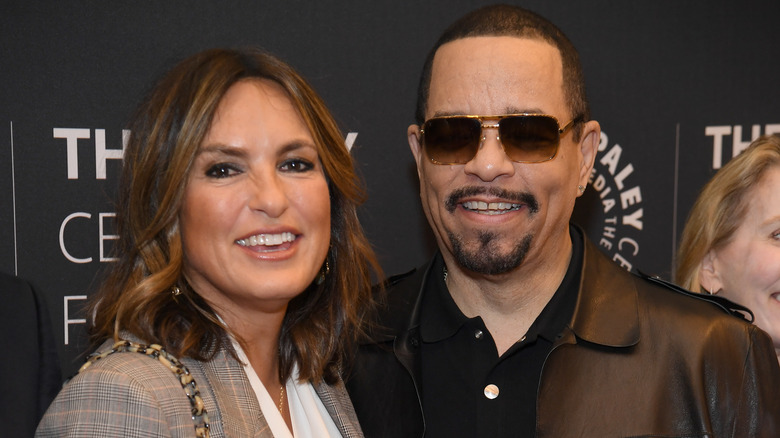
top-left (346, 232), bottom-right (780, 437)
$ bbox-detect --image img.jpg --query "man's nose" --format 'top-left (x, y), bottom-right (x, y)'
top-left (462, 125), bottom-right (516, 181)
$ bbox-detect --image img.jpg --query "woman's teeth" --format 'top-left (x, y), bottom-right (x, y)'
top-left (236, 232), bottom-right (296, 247)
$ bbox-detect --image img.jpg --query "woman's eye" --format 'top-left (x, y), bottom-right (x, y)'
top-left (280, 158), bottom-right (314, 173)
top-left (205, 163), bottom-right (240, 178)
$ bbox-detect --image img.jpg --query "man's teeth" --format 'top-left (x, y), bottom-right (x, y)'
top-left (462, 201), bottom-right (521, 215)
top-left (236, 232), bottom-right (296, 247)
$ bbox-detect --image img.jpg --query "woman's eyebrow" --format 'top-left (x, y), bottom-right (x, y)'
top-left (195, 143), bottom-right (248, 158)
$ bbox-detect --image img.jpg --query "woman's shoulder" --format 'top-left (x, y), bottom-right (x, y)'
top-left (36, 339), bottom-right (201, 437)
top-left (83, 340), bottom-right (187, 378)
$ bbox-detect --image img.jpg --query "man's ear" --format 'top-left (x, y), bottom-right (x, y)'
top-left (408, 124), bottom-right (424, 168)
top-left (699, 250), bottom-right (724, 294)
top-left (577, 120), bottom-right (600, 197)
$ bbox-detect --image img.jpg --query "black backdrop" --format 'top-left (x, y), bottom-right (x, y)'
top-left (2, 0), bottom-right (779, 376)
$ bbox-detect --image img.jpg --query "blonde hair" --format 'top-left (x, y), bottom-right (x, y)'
top-left (90, 48), bottom-right (381, 384)
top-left (676, 134), bottom-right (780, 291)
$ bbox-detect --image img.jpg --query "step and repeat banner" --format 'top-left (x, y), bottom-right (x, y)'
top-left (2, 1), bottom-right (779, 376)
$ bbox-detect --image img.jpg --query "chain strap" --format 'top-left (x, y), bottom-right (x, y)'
top-left (78, 340), bottom-right (210, 437)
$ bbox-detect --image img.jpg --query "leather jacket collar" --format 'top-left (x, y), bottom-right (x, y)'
top-left (368, 225), bottom-right (641, 351)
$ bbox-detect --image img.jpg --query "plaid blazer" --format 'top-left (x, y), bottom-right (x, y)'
top-left (36, 339), bottom-right (363, 437)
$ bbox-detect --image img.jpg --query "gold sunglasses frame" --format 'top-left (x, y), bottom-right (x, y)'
top-left (419, 113), bottom-right (579, 165)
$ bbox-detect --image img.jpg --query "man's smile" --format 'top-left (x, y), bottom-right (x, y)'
top-left (461, 201), bottom-right (522, 215)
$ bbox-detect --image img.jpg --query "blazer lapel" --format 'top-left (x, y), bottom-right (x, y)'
top-left (314, 380), bottom-right (364, 438)
top-left (192, 348), bottom-right (275, 438)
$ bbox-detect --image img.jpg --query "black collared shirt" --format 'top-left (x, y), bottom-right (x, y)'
top-left (419, 227), bottom-right (584, 437)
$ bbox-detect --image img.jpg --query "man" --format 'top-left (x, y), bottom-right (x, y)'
top-left (346, 5), bottom-right (780, 437)
top-left (0, 272), bottom-right (61, 436)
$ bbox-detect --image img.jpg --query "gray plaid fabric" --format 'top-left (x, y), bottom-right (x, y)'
top-left (36, 339), bottom-right (363, 437)
top-left (314, 380), bottom-right (363, 438)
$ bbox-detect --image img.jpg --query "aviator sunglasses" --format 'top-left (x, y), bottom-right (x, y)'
top-left (420, 113), bottom-right (581, 165)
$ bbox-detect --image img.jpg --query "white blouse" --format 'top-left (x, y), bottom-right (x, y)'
top-left (232, 340), bottom-right (343, 437)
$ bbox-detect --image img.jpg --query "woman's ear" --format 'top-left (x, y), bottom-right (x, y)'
top-left (698, 250), bottom-right (724, 294)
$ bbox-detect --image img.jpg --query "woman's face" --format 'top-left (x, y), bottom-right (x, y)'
top-left (709, 165), bottom-right (780, 353)
top-left (180, 79), bottom-right (331, 319)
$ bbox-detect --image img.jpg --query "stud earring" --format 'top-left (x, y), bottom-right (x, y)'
top-left (578, 185), bottom-right (586, 193)
top-left (171, 286), bottom-right (181, 296)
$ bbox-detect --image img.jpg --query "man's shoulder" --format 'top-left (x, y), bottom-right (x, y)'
top-left (0, 271), bottom-right (32, 290)
top-left (633, 272), bottom-right (754, 322)
top-left (378, 257), bottom-right (434, 307)
top-left (579, 249), bottom-right (771, 377)
top-left (625, 270), bottom-right (762, 349)
top-left (0, 272), bottom-right (36, 313)
top-left (582, 235), bottom-right (752, 325)
top-left (364, 261), bottom-right (431, 341)
top-left (382, 265), bottom-right (426, 302)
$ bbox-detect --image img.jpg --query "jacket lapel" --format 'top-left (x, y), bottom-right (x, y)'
top-left (566, 236), bottom-right (641, 348)
top-left (314, 380), bottom-right (364, 437)
top-left (195, 348), bottom-right (274, 438)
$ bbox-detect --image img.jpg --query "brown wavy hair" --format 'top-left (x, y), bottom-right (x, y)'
top-left (676, 134), bottom-right (780, 292)
top-left (89, 48), bottom-right (381, 384)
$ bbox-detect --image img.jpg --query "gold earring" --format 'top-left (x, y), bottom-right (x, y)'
top-left (316, 258), bottom-right (330, 285)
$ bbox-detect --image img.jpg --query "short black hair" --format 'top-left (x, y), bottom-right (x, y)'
top-left (415, 4), bottom-right (590, 139)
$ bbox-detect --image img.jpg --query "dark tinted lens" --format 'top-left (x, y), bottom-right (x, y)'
top-left (499, 116), bottom-right (560, 162)
top-left (423, 117), bottom-right (481, 164)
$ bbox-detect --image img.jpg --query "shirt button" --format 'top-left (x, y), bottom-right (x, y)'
top-left (484, 384), bottom-right (499, 400)
top-left (474, 330), bottom-right (483, 339)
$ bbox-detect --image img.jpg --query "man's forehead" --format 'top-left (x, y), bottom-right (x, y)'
top-left (433, 35), bottom-right (559, 62)
top-left (427, 36), bottom-right (565, 117)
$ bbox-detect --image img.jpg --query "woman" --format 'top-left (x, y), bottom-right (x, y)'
top-left (37, 48), bottom-right (380, 437)
top-left (676, 134), bottom-right (780, 363)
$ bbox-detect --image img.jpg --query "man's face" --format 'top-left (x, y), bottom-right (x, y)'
top-left (408, 36), bottom-right (597, 276)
